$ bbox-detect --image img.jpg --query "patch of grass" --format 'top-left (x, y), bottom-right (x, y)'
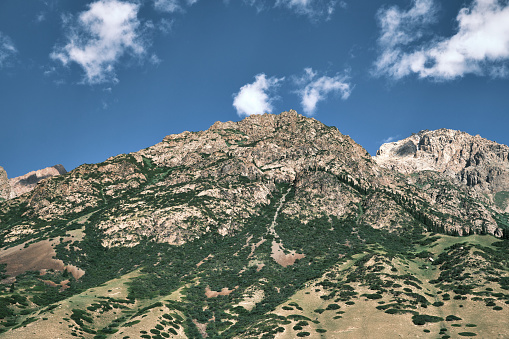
top-left (494, 191), bottom-right (509, 210)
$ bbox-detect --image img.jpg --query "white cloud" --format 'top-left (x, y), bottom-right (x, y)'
top-left (0, 32), bottom-right (17, 68)
top-left (381, 135), bottom-right (400, 143)
top-left (51, 0), bottom-right (146, 84)
top-left (154, 0), bottom-right (200, 12)
top-left (233, 73), bottom-right (284, 117)
top-left (375, 0), bottom-right (509, 80)
top-left (297, 68), bottom-right (352, 116)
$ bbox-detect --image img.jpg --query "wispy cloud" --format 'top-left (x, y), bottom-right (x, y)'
top-left (36, 12), bottom-right (47, 23)
top-left (381, 135), bottom-right (400, 143)
top-left (154, 0), bottom-right (200, 13)
top-left (296, 68), bottom-right (352, 116)
top-left (245, 0), bottom-right (340, 19)
top-left (0, 32), bottom-right (17, 68)
top-left (375, 0), bottom-right (509, 80)
top-left (51, 0), bottom-right (147, 84)
top-left (233, 73), bottom-right (284, 117)
top-left (276, 0), bottom-right (338, 19)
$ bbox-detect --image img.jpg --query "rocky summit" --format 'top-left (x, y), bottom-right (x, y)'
top-left (0, 111), bottom-right (508, 339)
top-left (375, 129), bottom-right (509, 202)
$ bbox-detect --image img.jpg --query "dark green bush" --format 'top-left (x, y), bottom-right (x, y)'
top-left (445, 315), bottom-right (462, 321)
top-left (412, 314), bottom-right (443, 325)
top-left (363, 293), bottom-right (383, 300)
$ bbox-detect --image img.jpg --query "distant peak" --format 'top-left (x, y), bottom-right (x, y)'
top-left (7, 164), bottom-right (67, 199)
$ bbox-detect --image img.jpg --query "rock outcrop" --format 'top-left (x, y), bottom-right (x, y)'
top-left (374, 129), bottom-right (509, 213)
top-left (7, 165), bottom-right (67, 199)
top-left (0, 166), bottom-right (10, 200)
top-left (375, 129), bottom-right (509, 193)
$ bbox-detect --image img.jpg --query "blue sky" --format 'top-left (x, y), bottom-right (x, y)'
top-left (1, 0), bottom-right (509, 178)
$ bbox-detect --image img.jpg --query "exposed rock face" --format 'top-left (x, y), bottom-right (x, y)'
top-left (375, 129), bottom-right (509, 194)
top-left (375, 129), bottom-right (509, 215)
top-left (0, 166), bottom-right (10, 200)
top-left (8, 164), bottom-right (67, 199)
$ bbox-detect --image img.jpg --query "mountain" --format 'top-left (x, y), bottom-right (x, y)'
top-left (0, 111), bottom-right (508, 339)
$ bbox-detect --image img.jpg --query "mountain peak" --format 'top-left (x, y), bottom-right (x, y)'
top-left (5, 164), bottom-right (67, 199)
top-left (375, 129), bottom-right (509, 196)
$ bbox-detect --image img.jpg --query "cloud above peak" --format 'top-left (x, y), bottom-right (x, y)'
top-left (297, 68), bottom-right (352, 115)
top-left (374, 0), bottom-right (509, 80)
top-left (233, 73), bottom-right (284, 117)
top-left (51, 0), bottom-right (146, 84)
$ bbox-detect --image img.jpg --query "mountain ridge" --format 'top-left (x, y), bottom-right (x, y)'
top-left (0, 110), bottom-right (508, 338)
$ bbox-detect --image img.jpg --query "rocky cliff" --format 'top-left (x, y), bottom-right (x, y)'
top-left (374, 129), bottom-right (509, 213)
top-left (0, 166), bottom-right (9, 200)
top-left (8, 164), bottom-right (67, 199)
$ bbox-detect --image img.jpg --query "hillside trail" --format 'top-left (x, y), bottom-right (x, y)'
top-left (268, 187), bottom-right (305, 267)
top-left (268, 187), bottom-right (290, 237)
